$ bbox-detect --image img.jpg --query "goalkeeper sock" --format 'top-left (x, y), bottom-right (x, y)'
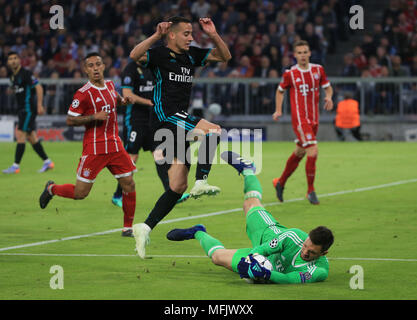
top-left (243, 173), bottom-right (263, 201)
top-left (195, 231), bottom-right (225, 258)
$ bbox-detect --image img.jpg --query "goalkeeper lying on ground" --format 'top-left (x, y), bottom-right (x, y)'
top-left (167, 151), bottom-right (334, 284)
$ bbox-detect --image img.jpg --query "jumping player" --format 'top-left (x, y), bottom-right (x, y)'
top-left (3, 51), bottom-right (54, 174)
top-left (129, 16), bottom-right (231, 258)
top-left (167, 151), bottom-right (334, 284)
top-left (272, 40), bottom-right (334, 205)
top-left (39, 52), bottom-right (137, 237)
top-left (111, 60), bottom-right (190, 208)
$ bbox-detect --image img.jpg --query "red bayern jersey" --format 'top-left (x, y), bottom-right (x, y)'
top-left (68, 80), bottom-right (123, 155)
top-left (278, 63), bottom-right (330, 125)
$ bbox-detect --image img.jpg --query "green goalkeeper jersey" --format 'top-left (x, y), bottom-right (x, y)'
top-left (250, 228), bottom-right (329, 284)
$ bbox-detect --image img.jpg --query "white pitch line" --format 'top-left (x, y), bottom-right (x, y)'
top-left (0, 178), bottom-right (416, 253)
top-left (0, 253), bottom-right (416, 262)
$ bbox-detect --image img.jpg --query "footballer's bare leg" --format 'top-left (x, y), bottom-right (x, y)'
top-left (211, 249), bottom-right (238, 271)
top-left (74, 179), bottom-right (94, 200)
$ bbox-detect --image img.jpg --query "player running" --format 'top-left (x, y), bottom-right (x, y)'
top-left (167, 151), bottom-right (334, 284)
top-left (39, 52), bottom-right (137, 237)
top-left (129, 16), bottom-right (231, 258)
top-left (3, 51), bottom-right (54, 174)
top-left (111, 60), bottom-right (189, 208)
top-left (272, 40), bottom-right (334, 205)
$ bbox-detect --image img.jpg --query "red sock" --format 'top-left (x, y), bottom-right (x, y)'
top-left (279, 152), bottom-right (303, 186)
top-left (51, 184), bottom-right (75, 199)
top-left (306, 155), bottom-right (317, 193)
top-left (122, 191), bottom-right (136, 228)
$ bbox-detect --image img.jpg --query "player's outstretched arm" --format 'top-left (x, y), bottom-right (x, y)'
top-left (199, 18), bottom-right (231, 63)
top-left (130, 22), bottom-right (171, 63)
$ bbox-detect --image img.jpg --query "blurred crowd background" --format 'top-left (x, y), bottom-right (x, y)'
top-left (0, 0), bottom-right (416, 115)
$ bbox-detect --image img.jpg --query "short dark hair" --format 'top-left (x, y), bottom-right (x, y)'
top-left (168, 16), bottom-right (192, 26)
top-left (293, 40), bottom-right (310, 50)
top-left (309, 226), bottom-right (334, 252)
top-left (83, 52), bottom-right (101, 62)
top-left (7, 51), bottom-right (19, 58)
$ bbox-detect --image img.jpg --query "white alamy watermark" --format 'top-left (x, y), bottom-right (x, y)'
top-left (49, 265), bottom-right (64, 289)
top-left (349, 5), bottom-right (364, 30)
top-left (153, 127), bottom-right (263, 174)
top-left (49, 5), bottom-right (64, 30)
top-left (349, 265), bottom-right (364, 290)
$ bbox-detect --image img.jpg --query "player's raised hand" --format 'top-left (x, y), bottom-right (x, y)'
top-left (324, 97), bottom-right (333, 111)
top-left (156, 22), bottom-right (172, 38)
top-left (199, 18), bottom-right (217, 36)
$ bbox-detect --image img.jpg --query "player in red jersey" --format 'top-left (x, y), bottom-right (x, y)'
top-left (272, 40), bottom-right (333, 205)
top-left (39, 52), bottom-right (137, 237)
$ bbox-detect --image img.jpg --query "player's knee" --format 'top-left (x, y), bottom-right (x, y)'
top-left (170, 182), bottom-right (187, 194)
top-left (120, 177), bottom-right (135, 193)
top-left (211, 251), bottom-right (223, 266)
top-left (295, 148), bottom-right (306, 158)
top-left (74, 190), bottom-right (89, 200)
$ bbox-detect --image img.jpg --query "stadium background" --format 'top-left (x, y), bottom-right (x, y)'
top-left (0, 0), bottom-right (417, 303)
top-left (0, 0), bottom-right (416, 142)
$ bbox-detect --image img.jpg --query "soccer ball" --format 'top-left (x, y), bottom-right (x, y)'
top-left (244, 254), bottom-right (273, 284)
top-left (208, 103), bottom-right (222, 116)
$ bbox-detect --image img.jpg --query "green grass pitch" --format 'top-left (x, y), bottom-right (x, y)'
top-left (0, 141), bottom-right (416, 300)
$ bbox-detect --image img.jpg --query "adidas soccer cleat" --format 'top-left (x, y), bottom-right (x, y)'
top-left (133, 223), bottom-right (151, 259)
top-left (112, 196), bottom-right (123, 208)
top-left (272, 178), bottom-right (284, 202)
top-left (39, 180), bottom-right (55, 209)
top-left (307, 191), bottom-right (320, 205)
top-left (176, 193), bottom-right (190, 204)
top-left (189, 180), bottom-right (220, 199)
top-left (2, 164), bottom-right (20, 174)
top-left (38, 160), bottom-right (54, 173)
top-left (166, 224), bottom-right (206, 241)
top-left (220, 151), bottom-right (256, 175)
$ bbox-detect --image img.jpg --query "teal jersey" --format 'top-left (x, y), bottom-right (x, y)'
top-left (250, 228), bottom-right (329, 284)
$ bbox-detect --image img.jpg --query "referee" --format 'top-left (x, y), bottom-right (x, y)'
top-left (3, 51), bottom-right (54, 174)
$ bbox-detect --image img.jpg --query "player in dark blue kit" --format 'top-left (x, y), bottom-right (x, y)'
top-left (111, 60), bottom-right (190, 220)
top-left (129, 16), bottom-right (231, 258)
top-left (3, 51), bottom-right (54, 174)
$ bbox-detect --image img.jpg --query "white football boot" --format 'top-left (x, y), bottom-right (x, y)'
top-left (189, 179), bottom-right (221, 199)
top-left (133, 223), bottom-right (151, 259)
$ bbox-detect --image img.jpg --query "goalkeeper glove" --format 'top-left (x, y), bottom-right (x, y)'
top-left (237, 254), bottom-right (271, 280)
